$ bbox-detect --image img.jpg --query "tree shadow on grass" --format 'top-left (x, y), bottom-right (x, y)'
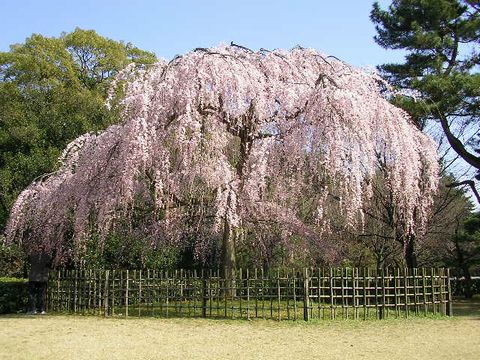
top-left (453, 296), bottom-right (480, 319)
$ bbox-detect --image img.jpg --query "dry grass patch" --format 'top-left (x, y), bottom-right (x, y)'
top-left (1, 299), bottom-right (479, 360)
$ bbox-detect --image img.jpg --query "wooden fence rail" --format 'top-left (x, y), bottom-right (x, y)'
top-left (47, 267), bottom-right (452, 321)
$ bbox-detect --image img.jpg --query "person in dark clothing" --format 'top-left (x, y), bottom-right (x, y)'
top-left (28, 253), bottom-right (51, 314)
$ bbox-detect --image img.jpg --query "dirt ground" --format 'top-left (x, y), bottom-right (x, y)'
top-left (1, 300), bottom-right (479, 360)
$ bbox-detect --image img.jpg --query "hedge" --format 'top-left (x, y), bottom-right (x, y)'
top-left (0, 277), bottom-right (28, 314)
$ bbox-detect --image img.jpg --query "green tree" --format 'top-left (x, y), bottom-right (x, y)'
top-left (371, 0), bottom-right (480, 202)
top-left (0, 28), bottom-right (156, 230)
top-left (449, 212), bottom-right (480, 297)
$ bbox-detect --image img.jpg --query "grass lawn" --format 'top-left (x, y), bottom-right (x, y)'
top-left (1, 297), bottom-right (479, 360)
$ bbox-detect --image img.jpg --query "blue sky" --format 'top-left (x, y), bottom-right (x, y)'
top-left (1, 0), bottom-right (403, 67)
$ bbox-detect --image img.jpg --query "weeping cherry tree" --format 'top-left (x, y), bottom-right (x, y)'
top-left (5, 45), bottom-right (439, 275)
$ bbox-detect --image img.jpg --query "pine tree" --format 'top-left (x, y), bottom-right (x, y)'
top-left (371, 0), bottom-right (480, 201)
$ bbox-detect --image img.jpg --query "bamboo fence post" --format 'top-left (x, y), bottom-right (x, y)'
top-left (90, 270), bottom-right (94, 315)
top-left (431, 268), bottom-right (436, 315)
top-left (341, 268), bottom-right (346, 319)
top-left (352, 268), bottom-right (357, 320)
top-left (125, 270), bottom-right (129, 318)
top-left (69, 270), bottom-right (77, 314)
top-left (119, 270), bottom-right (124, 316)
top-left (59, 269), bottom-right (62, 312)
top-left (303, 268), bottom-right (310, 321)
top-left (439, 268), bottom-right (445, 316)
top-left (190, 269), bottom-right (193, 315)
top-left (65, 270), bottom-right (70, 313)
top-left (50, 270), bottom-right (54, 312)
top-left (261, 268), bottom-right (265, 319)
top-left (182, 269), bottom-right (186, 315)
top-left (165, 269), bottom-right (168, 317)
top-left (211, 269), bottom-right (215, 317)
top-left (393, 268), bottom-right (398, 317)
top-left (174, 269), bottom-right (178, 316)
top-left (89, 270), bottom-right (92, 314)
top-left (173, 269), bottom-right (177, 316)
top-left (79, 269), bottom-right (82, 313)
top-left (99, 270), bottom-right (103, 316)
top-left (422, 267), bottom-right (427, 316)
top-left (447, 268), bottom-right (453, 316)
top-left (231, 270), bottom-right (235, 320)
top-left (66, 270), bottom-right (71, 312)
top-left (73, 270), bottom-right (76, 313)
top-left (152, 269), bottom-right (155, 316)
top-left (381, 268), bottom-right (386, 319)
top-left (367, 268), bottom-right (376, 317)
top-left (69, 270), bottom-right (72, 312)
top-left (167, 270), bottom-right (171, 318)
top-left (253, 269), bottom-right (257, 318)
top-left (132, 270), bottom-right (136, 316)
top-left (239, 268), bottom-right (243, 319)
top-left (138, 270), bottom-right (142, 317)
top-left (202, 269), bottom-right (207, 318)
top-left (49, 270), bottom-right (53, 312)
top-left (362, 268), bottom-right (367, 320)
top-left (329, 268), bottom-right (335, 320)
top-left (62, 270), bottom-right (66, 312)
top-left (317, 268), bottom-right (321, 320)
top-left (73, 269), bottom-right (78, 313)
top-left (83, 269), bottom-right (87, 313)
top-left (286, 270), bottom-right (291, 320)
top-left (157, 270), bottom-right (162, 317)
top-left (112, 270), bottom-right (116, 316)
top-left (293, 270), bottom-right (297, 321)
top-left (216, 269), bottom-right (220, 318)
top-left (185, 270), bottom-right (189, 317)
top-left (92, 270), bottom-right (96, 315)
top-left (104, 270), bottom-right (109, 317)
top-left (147, 269), bottom-right (151, 317)
top-left (66, 269), bottom-right (70, 312)
top-left (269, 271), bottom-right (273, 319)
top-left (90, 269), bottom-right (96, 314)
top-left (374, 269), bottom-right (379, 319)
top-left (63, 269), bottom-right (67, 312)
top-left (246, 269), bottom-right (250, 320)
top-left (78, 269), bottom-right (82, 314)
top-left (178, 269), bottom-right (181, 315)
top-left (57, 271), bottom-right (61, 312)
top-left (46, 271), bottom-right (50, 312)
top-left (277, 269), bottom-right (281, 321)
top-left (224, 270), bottom-right (228, 318)
top-left (413, 268), bottom-right (419, 315)
top-left (403, 268), bottom-right (409, 318)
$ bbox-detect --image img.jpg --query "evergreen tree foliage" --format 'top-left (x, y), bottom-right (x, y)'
top-left (371, 0), bottom-right (480, 193)
top-left (0, 28), bottom-right (156, 230)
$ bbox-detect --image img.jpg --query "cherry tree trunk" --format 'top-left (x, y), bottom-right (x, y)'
top-left (404, 235), bottom-right (417, 268)
top-left (221, 220), bottom-right (237, 296)
top-left (221, 221), bottom-right (237, 278)
top-left (462, 265), bottom-right (473, 299)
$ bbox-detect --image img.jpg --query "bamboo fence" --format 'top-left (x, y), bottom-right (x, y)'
top-left (46, 267), bottom-right (453, 321)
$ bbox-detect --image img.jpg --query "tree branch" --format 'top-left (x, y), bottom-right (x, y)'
top-left (447, 180), bottom-right (480, 204)
top-left (436, 110), bottom-right (480, 169)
